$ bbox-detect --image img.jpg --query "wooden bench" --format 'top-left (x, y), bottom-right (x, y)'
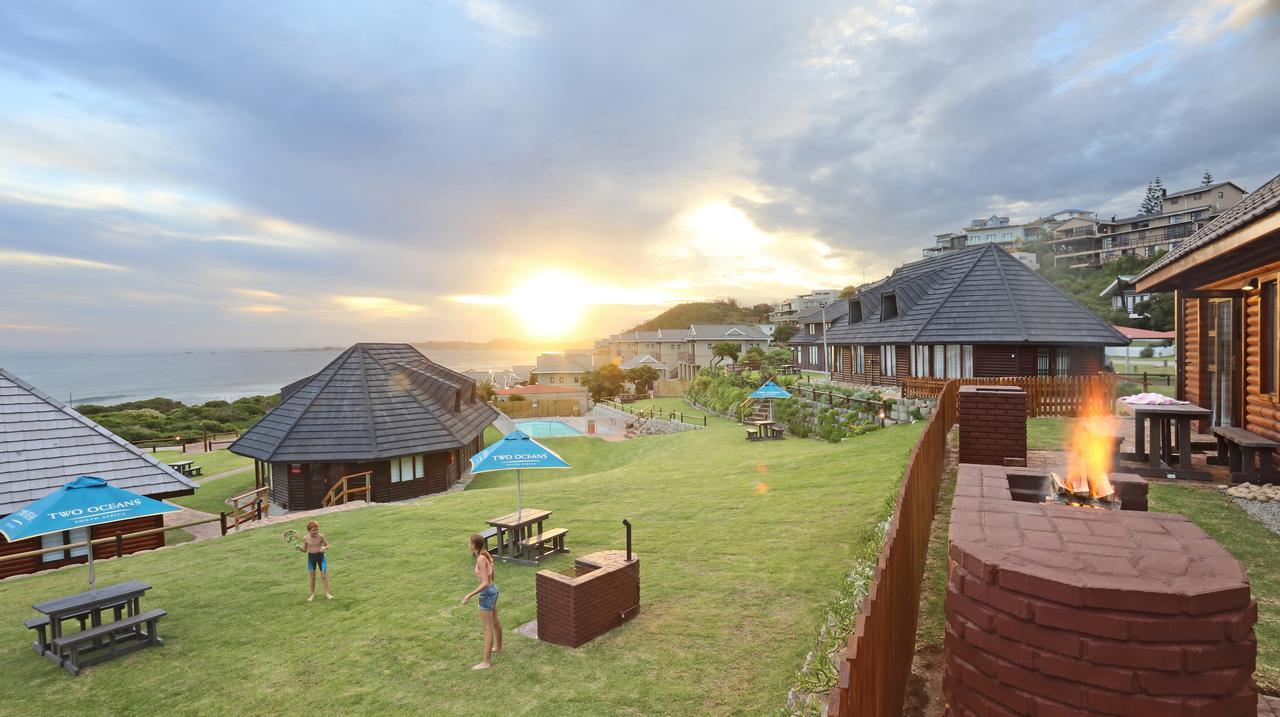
top-left (51, 609), bottom-right (166, 676)
top-left (520, 527), bottom-right (569, 558)
top-left (745, 427), bottom-right (762, 442)
top-left (1213, 426), bottom-right (1280, 483)
top-left (188, 465), bottom-right (203, 477)
top-left (479, 526), bottom-right (500, 554)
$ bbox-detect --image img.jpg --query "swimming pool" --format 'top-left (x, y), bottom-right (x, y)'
top-left (517, 419), bottom-right (585, 438)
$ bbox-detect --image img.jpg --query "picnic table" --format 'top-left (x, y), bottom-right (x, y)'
top-left (28, 580), bottom-right (164, 674)
top-left (168, 460), bottom-right (202, 478)
top-left (486, 509), bottom-right (553, 564)
top-left (747, 419), bottom-right (783, 441)
top-left (1127, 403), bottom-right (1213, 481)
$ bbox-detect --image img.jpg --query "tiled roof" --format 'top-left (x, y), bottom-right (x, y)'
top-left (0, 368), bottom-right (197, 515)
top-left (230, 344), bottom-right (497, 463)
top-left (1138, 173), bottom-right (1280, 282)
top-left (1163, 180), bottom-right (1245, 200)
top-left (619, 355), bottom-right (668, 370)
top-left (688, 324), bottom-right (771, 341)
top-left (825, 244), bottom-right (1128, 346)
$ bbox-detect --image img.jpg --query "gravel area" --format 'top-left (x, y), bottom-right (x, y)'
top-left (1232, 497), bottom-right (1280, 536)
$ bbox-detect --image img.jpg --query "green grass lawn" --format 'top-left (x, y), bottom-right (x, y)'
top-left (631, 396), bottom-right (708, 423)
top-left (0, 400), bottom-right (921, 716)
top-left (171, 471), bottom-right (258, 515)
top-left (1027, 416), bottom-right (1074, 451)
top-left (1148, 484), bottom-right (1280, 692)
top-left (147, 448), bottom-right (253, 477)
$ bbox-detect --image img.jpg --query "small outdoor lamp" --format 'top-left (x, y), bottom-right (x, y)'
top-left (1242, 278), bottom-right (1258, 291)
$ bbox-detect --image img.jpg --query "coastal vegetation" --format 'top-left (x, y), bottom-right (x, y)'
top-left (0, 398), bottom-right (921, 715)
top-left (75, 395), bottom-right (279, 442)
top-left (1036, 252), bottom-right (1174, 331)
top-left (627, 298), bottom-right (772, 332)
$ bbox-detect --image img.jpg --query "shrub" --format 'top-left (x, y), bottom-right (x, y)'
top-left (1139, 346), bottom-right (1155, 358)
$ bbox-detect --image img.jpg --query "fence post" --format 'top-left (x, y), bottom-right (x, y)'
top-left (115, 533), bottom-right (125, 557)
top-left (256, 500), bottom-right (263, 521)
top-left (1142, 372), bottom-right (1150, 392)
top-left (219, 512), bottom-right (228, 536)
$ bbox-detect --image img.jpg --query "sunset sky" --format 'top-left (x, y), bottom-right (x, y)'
top-left (1, 1), bottom-right (1278, 350)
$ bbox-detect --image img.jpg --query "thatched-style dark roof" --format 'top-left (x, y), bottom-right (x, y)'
top-left (230, 344), bottom-right (498, 463)
top-left (825, 244), bottom-right (1128, 346)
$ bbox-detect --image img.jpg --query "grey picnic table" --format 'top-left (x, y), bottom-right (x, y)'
top-left (1129, 403), bottom-right (1213, 481)
top-left (30, 580), bottom-right (150, 662)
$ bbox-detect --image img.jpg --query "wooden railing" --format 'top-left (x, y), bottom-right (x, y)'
top-left (791, 384), bottom-right (887, 419)
top-left (225, 486), bottom-right (268, 530)
top-left (320, 471), bottom-right (373, 508)
top-left (828, 380), bottom-right (959, 717)
top-left (900, 374), bottom-right (1118, 417)
top-left (494, 398), bottom-right (582, 418)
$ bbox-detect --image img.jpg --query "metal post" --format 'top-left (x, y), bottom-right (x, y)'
top-left (623, 519), bottom-right (632, 561)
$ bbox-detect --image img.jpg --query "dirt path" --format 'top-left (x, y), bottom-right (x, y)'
top-left (164, 500), bottom-right (373, 543)
top-left (197, 464), bottom-right (253, 483)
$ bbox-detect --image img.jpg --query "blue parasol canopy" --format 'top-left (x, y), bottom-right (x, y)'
top-left (469, 430), bottom-right (570, 521)
top-left (0, 476), bottom-right (181, 591)
top-left (750, 381), bottom-right (792, 400)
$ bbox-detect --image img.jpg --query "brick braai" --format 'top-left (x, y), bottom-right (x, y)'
top-left (959, 386), bottom-right (1028, 467)
top-left (535, 550), bottom-right (639, 648)
top-left (945, 464), bottom-right (1257, 716)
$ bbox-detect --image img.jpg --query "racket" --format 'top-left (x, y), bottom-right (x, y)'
top-left (282, 529), bottom-right (303, 552)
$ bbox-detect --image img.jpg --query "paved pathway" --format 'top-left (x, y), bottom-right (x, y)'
top-left (196, 464), bottom-right (253, 483)
top-left (164, 499), bottom-right (374, 543)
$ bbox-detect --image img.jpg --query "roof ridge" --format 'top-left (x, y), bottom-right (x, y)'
top-left (992, 248), bottom-right (1028, 341)
top-left (358, 347), bottom-right (379, 455)
top-left (1014, 250), bottom-right (1128, 339)
top-left (909, 245), bottom-right (990, 343)
top-left (390, 362), bottom-right (475, 445)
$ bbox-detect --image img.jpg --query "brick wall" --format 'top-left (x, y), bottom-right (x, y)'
top-left (958, 386), bottom-right (1027, 466)
top-left (536, 550), bottom-right (639, 648)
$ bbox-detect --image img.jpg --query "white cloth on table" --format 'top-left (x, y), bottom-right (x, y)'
top-left (1120, 392), bottom-right (1188, 406)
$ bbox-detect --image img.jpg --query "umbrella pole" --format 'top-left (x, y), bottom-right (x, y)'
top-left (88, 543), bottom-right (96, 593)
top-left (516, 469), bottom-right (522, 521)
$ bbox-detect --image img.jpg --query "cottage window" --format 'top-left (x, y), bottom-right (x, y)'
top-left (391, 455), bottom-right (425, 483)
top-left (832, 347), bottom-right (842, 372)
top-left (41, 528), bottom-right (90, 563)
top-left (809, 346), bottom-right (818, 365)
top-left (881, 345), bottom-right (897, 377)
top-left (944, 345), bottom-right (964, 378)
top-left (849, 300), bottom-right (863, 323)
top-left (881, 293), bottom-right (898, 320)
top-left (1056, 349), bottom-right (1072, 376)
top-left (1037, 348), bottom-right (1052, 376)
top-left (933, 345), bottom-right (945, 377)
top-left (1264, 280), bottom-right (1277, 394)
top-left (911, 345), bottom-right (929, 377)
top-left (855, 346), bottom-right (865, 374)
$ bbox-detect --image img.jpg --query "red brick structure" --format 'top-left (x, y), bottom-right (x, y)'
top-left (958, 386), bottom-right (1028, 467)
top-left (535, 550), bottom-right (639, 647)
top-left (946, 464), bottom-right (1257, 716)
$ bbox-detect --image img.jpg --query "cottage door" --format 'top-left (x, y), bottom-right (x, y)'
top-left (1207, 299), bottom-right (1235, 427)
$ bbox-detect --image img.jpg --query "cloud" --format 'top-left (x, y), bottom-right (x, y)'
top-left (0, 1), bottom-right (1277, 350)
top-left (0, 250), bottom-right (127, 271)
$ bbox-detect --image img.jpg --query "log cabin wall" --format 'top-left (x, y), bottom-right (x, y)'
top-left (1244, 288), bottom-right (1280, 473)
top-left (896, 345), bottom-right (911, 378)
top-left (0, 514), bottom-right (164, 580)
top-left (1182, 298), bottom-right (1203, 408)
top-left (975, 345), bottom-right (1019, 377)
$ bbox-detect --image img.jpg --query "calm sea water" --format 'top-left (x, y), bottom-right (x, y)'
top-left (0, 348), bottom-right (538, 406)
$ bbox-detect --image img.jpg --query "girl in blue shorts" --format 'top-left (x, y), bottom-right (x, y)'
top-left (462, 533), bottom-right (502, 669)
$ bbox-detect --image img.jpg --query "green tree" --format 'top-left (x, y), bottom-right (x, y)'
top-left (1202, 169), bottom-right (1214, 186)
top-left (582, 364), bottom-right (626, 401)
top-left (761, 348), bottom-right (794, 374)
top-left (1134, 293), bottom-right (1175, 332)
top-left (838, 285), bottom-right (858, 300)
top-left (711, 342), bottom-right (741, 367)
top-left (476, 380), bottom-right (496, 402)
top-left (772, 321), bottom-right (799, 344)
top-left (624, 365), bottom-right (660, 394)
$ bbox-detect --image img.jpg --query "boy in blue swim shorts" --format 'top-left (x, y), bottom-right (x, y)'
top-left (301, 520), bottom-right (333, 602)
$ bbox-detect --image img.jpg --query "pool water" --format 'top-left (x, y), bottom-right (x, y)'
top-left (517, 420), bottom-right (585, 438)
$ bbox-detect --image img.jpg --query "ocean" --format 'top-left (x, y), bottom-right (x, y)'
top-left (0, 348), bottom-right (539, 407)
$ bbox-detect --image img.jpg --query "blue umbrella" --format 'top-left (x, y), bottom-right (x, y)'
top-left (469, 430), bottom-right (570, 521)
top-left (0, 477), bottom-right (180, 592)
top-left (750, 381), bottom-right (792, 400)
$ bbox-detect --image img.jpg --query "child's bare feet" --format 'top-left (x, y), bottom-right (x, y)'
top-left (307, 594), bottom-right (315, 602)
top-left (471, 662), bottom-right (491, 670)
top-left (326, 593), bottom-right (334, 600)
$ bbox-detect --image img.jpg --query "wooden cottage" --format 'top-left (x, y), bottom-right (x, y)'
top-left (787, 302), bottom-right (848, 372)
top-left (230, 343), bottom-right (498, 511)
top-left (823, 244), bottom-right (1129, 385)
top-left (1135, 172), bottom-right (1279, 450)
top-left (0, 368), bottom-right (197, 579)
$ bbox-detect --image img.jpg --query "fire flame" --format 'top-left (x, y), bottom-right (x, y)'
top-left (1065, 381), bottom-right (1116, 500)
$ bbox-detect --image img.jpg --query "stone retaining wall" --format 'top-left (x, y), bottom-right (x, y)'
top-left (591, 404), bottom-right (702, 435)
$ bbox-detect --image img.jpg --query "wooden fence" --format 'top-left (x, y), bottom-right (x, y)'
top-left (900, 374), bottom-right (1118, 417)
top-left (653, 378), bottom-right (690, 397)
top-left (494, 399), bottom-right (583, 418)
top-left (828, 380), bottom-right (959, 717)
top-left (791, 384), bottom-right (887, 418)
